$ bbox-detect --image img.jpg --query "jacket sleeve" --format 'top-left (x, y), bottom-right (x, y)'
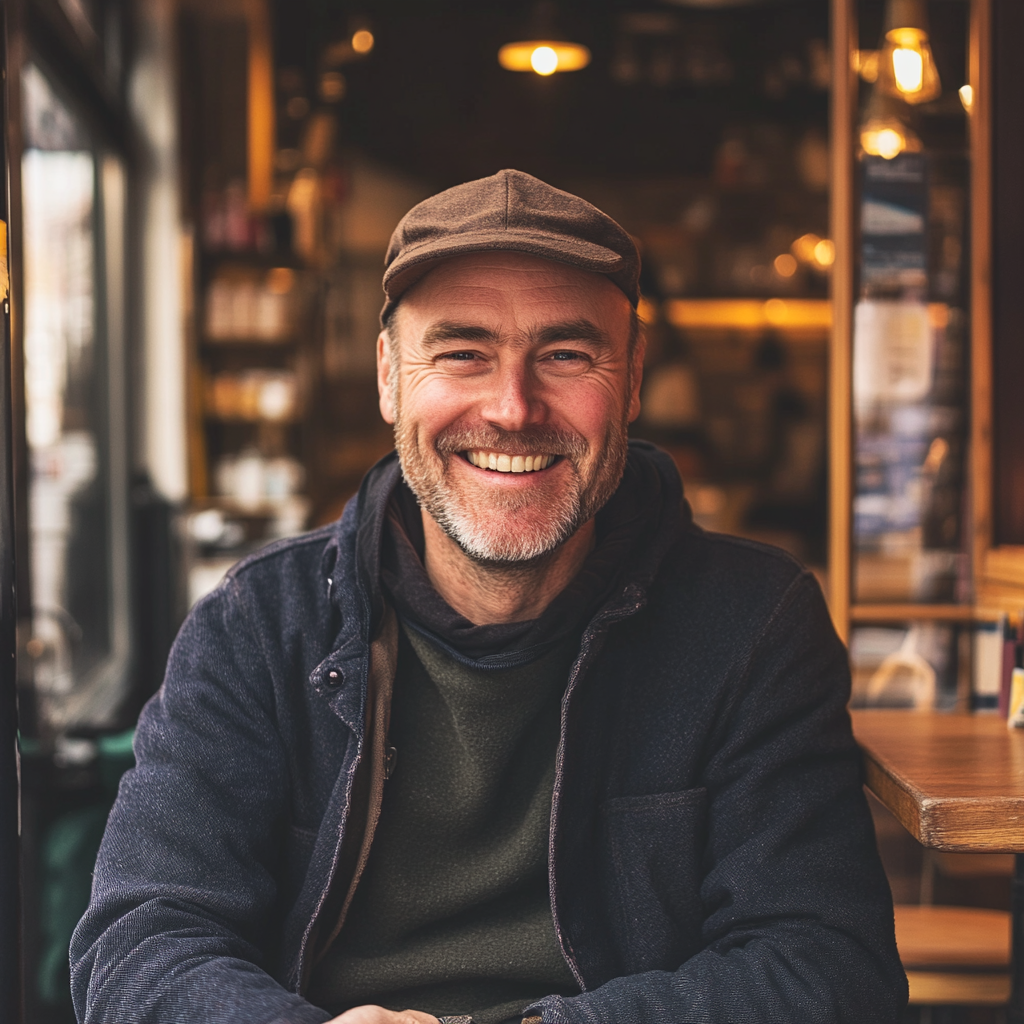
top-left (69, 576), bottom-right (333, 1024)
top-left (531, 572), bottom-right (907, 1024)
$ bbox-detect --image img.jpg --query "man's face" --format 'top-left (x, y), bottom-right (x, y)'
top-left (377, 251), bottom-right (643, 565)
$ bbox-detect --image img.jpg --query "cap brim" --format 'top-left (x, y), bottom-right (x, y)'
top-left (382, 228), bottom-right (630, 315)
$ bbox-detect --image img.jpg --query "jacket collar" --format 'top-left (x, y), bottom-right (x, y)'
top-left (326, 441), bottom-right (689, 646)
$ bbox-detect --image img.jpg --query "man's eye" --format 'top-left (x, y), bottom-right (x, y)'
top-left (548, 350), bottom-right (585, 361)
top-left (438, 351), bottom-right (478, 361)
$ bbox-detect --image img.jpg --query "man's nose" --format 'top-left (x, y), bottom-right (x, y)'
top-left (478, 361), bottom-right (545, 432)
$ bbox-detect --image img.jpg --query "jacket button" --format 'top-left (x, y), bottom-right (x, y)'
top-left (327, 669), bottom-right (341, 686)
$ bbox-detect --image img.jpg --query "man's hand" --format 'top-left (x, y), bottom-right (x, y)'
top-left (327, 1006), bottom-right (441, 1024)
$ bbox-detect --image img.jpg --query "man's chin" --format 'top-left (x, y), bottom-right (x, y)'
top-left (436, 506), bottom-right (580, 566)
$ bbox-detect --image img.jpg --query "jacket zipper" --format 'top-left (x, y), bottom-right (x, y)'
top-left (548, 588), bottom-right (646, 990)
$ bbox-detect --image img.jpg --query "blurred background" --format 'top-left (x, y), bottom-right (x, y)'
top-left (6, 0), bottom-right (1010, 1019)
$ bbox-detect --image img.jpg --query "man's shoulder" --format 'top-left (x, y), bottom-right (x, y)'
top-left (193, 518), bottom-right (351, 626)
top-left (654, 521), bottom-right (825, 627)
top-left (226, 521), bottom-right (340, 583)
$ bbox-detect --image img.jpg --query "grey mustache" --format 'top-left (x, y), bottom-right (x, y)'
top-left (435, 427), bottom-right (588, 459)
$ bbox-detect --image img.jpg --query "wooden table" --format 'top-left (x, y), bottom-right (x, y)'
top-left (852, 710), bottom-right (1024, 1020)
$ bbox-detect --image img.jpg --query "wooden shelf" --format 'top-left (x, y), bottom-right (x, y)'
top-left (850, 604), bottom-right (1000, 624)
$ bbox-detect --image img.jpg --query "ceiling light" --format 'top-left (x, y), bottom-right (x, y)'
top-left (531, 46), bottom-right (558, 75)
top-left (877, 0), bottom-right (941, 104)
top-left (351, 29), bottom-right (374, 54)
top-left (499, 40), bottom-right (591, 75)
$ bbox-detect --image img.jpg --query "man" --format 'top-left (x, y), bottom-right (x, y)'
top-left (71, 170), bottom-right (906, 1024)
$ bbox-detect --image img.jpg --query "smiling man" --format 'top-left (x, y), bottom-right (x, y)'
top-left (71, 171), bottom-right (906, 1024)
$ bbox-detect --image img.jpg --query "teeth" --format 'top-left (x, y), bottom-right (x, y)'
top-left (465, 451), bottom-right (553, 473)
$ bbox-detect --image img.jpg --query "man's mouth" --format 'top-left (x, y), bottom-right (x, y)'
top-left (462, 451), bottom-right (556, 474)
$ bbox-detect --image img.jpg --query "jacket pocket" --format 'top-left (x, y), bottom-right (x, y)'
top-left (598, 787), bottom-right (708, 974)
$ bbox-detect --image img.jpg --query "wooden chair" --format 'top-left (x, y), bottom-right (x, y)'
top-left (894, 904), bottom-right (1011, 1006)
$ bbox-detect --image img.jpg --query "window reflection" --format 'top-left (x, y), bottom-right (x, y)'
top-left (22, 63), bottom-right (115, 729)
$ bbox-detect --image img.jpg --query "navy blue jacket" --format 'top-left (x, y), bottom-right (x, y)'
top-left (71, 444), bottom-right (907, 1023)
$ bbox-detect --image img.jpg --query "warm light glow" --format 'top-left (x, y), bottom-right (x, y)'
top-left (923, 436), bottom-right (949, 474)
top-left (959, 84), bottom-right (974, 111)
top-left (892, 47), bottom-right (924, 94)
top-left (351, 29), bottom-right (374, 54)
top-left (665, 299), bottom-right (832, 331)
top-left (813, 239), bottom-right (836, 267)
top-left (773, 253), bottom-right (798, 278)
top-left (862, 126), bottom-right (907, 160)
top-left (764, 299), bottom-right (791, 325)
top-left (791, 234), bottom-right (835, 270)
top-left (498, 40), bottom-right (592, 74)
top-left (531, 46), bottom-right (558, 75)
top-left (879, 22), bottom-right (941, 103)
top-left (887, 26), bottom-right (925, 48)
top-left (791, 233), bottom-right (821, 263)
top-left (267, 267), bottom-right (295, 295)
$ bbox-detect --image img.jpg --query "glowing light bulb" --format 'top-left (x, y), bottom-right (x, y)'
top-left (959, 84), bottom-right (974, 111)
top-left (499, 41), bottom-right (590, 74)
top-left (877, 8), bottom-right (941, 104)
top-left (352, 29), bottom-right (374, 54)
top-left (791, 233), bottom-right (821, 264)
top-left (873, 128), bottom-right (905, 159)
top-left (813, 239), bottom-right (836, 267)
top-left (531, 46), bottom-right (558, 75)
top-left (892, 46), bottom-right (924, 94)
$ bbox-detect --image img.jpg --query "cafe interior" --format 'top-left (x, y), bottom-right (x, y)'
top-left (0, 0), bottom-right (1022, 1019)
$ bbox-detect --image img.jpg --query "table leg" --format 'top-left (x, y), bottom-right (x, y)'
top-left (1011, 854), bottom-right (1024, 1023)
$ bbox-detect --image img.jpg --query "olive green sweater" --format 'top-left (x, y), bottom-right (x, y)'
top-left (307, 624), bottom-right (581, 1024)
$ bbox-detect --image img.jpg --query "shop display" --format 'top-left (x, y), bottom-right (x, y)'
top-left (203, 270), bottom-right (296, 341)
top-left (852, 155), bottom-right (968, 603)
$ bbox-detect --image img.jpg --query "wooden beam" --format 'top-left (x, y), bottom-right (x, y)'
top-left (828, 0), bottom-right (857, 643)
top-left (246, 0), bottom-right (274, 213)
top-left (970, 0), bottom-right (993, 578)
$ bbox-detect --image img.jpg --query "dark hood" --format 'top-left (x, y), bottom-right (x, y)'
top-left (352, 440), bottom-right (690, 669)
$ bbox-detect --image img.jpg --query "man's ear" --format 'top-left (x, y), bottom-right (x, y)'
top-left (377, 332), bottom-right (396, 424)
top-left (627, 327), bottom-right (646, 423)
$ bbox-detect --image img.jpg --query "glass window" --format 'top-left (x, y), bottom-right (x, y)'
top-left (851, 1), bottom-right (971, 607)
top-left (21, 62), bottom-right (129, 732)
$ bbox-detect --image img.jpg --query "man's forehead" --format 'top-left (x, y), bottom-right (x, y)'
top-left (397, 251), bottom-right (629, 323)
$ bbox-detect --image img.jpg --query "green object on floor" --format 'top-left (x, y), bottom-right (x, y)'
top-left (37, 729), bottom-right (135, 1006)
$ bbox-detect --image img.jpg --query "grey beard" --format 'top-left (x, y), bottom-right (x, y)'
top-left (394, 419), bottom-right (628, 566)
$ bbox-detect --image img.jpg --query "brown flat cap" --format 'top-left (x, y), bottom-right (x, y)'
top-left (381, 169), bottom-right (640, 324)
